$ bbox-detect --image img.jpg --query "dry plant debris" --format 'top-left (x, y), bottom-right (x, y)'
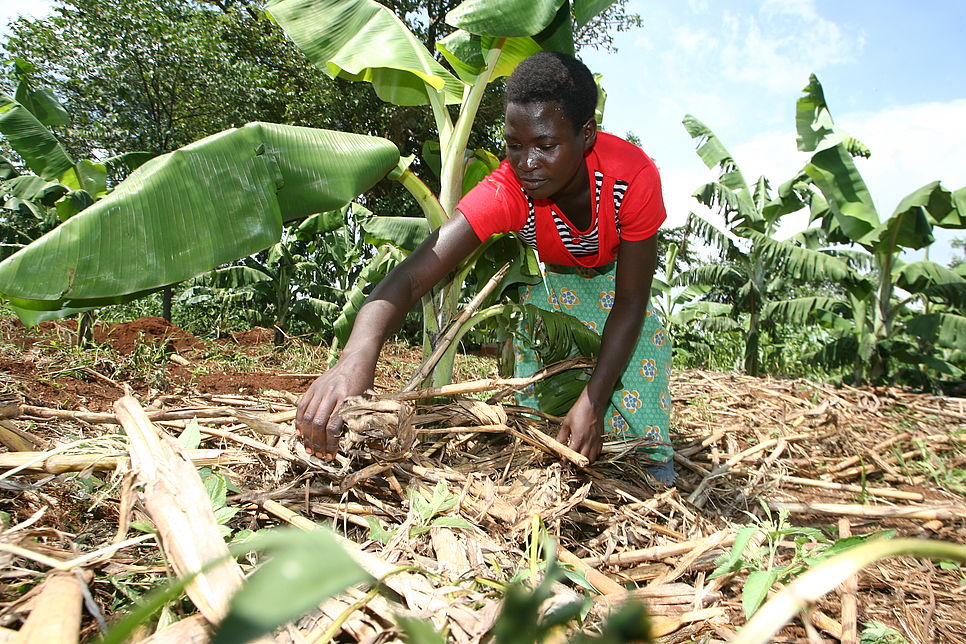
top-left (1, 337), bottom-right (965, 643)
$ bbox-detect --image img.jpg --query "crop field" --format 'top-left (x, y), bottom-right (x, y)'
top-left (1, 0), bottom-right (964, 642)
top-left (1, 316), bottom-right (963, 642)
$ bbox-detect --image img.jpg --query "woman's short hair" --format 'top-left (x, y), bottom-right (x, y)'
top-left (505, 51), bottom-right (597, 132)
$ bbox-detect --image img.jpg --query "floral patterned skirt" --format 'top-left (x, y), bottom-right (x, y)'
top-left (514, 261), bottom-right (673, 463)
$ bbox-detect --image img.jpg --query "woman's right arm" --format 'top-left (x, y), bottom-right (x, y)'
top-left (296, 212), bottom-right (483, 459)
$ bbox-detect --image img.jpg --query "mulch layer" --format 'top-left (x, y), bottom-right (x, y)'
top-left (0, 317), bottom-right (964, 643)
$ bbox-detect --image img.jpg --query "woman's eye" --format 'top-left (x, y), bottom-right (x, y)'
top-left (539, 145), bottom-right (557, 151)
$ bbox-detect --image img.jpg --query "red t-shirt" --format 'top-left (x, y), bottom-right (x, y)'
top-left (456, 132), bottom-right (666, 267)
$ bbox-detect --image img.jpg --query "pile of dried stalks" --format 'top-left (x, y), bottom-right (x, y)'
top-left (0, 367), bottom-right (964, 643)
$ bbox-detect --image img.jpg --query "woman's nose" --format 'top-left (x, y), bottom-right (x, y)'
top-left (521, 150), bottom-right (538, 170)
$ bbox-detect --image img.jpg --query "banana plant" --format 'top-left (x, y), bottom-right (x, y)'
top-left (756, 75), bottom-right (966, 384)
top-left (0, 0), bottom-right (618, 387)
top-left (181, 223), bottom-right (347, 345)
top-left (676, 115), bottom-right (814, 376)
top-left (0, 71), bottom-right (157, 341)
top-left (266, 0), bottom-right (617, 385)
top-left (648, 226), bottom-right (711, 332)
top-left (0, 71), bottom-right (108, 260)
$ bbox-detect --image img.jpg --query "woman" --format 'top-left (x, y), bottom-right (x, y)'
top-left (296, 52), bottom-right (672, 476)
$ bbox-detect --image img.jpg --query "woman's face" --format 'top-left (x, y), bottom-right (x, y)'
top-left (504, 101), bottom-right (596, 202)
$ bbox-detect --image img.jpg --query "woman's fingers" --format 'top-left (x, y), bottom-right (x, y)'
top-left (556, 423), bottom-right (571, 450)
top-left (324, 415), bottom-right (343, 460)
top-left (296, 378), bottom-right (343, 457)
top-left (296, 360), bottom-right (374, 459)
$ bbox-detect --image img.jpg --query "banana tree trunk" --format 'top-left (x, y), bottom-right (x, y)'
top-left (744, 309), bottom-right (761, 376)
top-left (850, 295), bottom-right (869, 384)
top-left (162, 286), bottom-right (173, 321)
top-left (274, 264), bottom-right (292, 346)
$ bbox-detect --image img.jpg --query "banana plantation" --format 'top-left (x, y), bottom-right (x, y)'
top-left (0, 1), bottom-right (963, 643)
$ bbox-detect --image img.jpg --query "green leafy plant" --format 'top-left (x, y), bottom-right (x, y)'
top-left (490, 535), bottom-right (648, 643)
top-left (710, 504), bottom-right (894, 618)
top-left (859, 620), bottom-right (909, 643)
top-left (754, 75), bottom-right (966, 386)
top-left (0, 0), bottom-right (625, 391)
top-left (408, 480), bottom-right (475, 537)
top-left (366, 480), bottom-right (474, 544)
top-left (677, 108), bottom-right (865, 376)
top-left (733, 538), bottom-right (966, 644)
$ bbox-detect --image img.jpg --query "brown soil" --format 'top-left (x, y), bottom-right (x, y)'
top-left (93, 316), bottom-right (207, 355)
top-left (0, 316), bottom-right (342, 406)
top-left (195, 372), bottom-right (315, 395)
top-left (229, 326), bottom-right (275, 346)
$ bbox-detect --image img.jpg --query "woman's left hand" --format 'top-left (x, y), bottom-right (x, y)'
top-left (556, 388), bottom-right (604, 462)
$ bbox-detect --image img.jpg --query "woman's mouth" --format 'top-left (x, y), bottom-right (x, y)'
top-left (519, 178), bottom-right (548, 191)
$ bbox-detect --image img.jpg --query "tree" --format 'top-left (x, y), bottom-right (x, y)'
top-left (0, 0), bottom-right (632, 389)
top-left (951, 238), bottom-right (965, 272)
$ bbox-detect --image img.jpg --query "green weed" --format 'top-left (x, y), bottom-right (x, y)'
top-left (365, 480), bottom-right (474, 545)
top-left (894, 437), bottom-right (966, 495)
top-left (710, 502), bottom-right (894, 618)
top-left (859, 620), bottom-right (907, 643)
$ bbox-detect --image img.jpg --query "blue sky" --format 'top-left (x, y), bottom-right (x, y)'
top-left (3, 0), bottom-right (964, 263)
top-left (581, 0), bottom-right (966, 264)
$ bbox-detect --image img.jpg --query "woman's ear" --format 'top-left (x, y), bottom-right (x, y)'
top-left (582, 118), bottom-right (598, 150)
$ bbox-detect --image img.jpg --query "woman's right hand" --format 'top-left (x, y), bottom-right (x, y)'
top-left (295, 356), bottom-right (374, 460)
top-left (295, 214), bottom-right (482, 459)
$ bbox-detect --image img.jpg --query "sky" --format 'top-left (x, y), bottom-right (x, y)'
top-left (2, 0), bottom-right (964, 264)
top-left (581, 0), bottom-right (966, 265)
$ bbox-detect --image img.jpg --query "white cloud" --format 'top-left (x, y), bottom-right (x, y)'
top-left (841, 100), bottom-right (966, 215)
top-left (720, 0), bottom-right (865, 93)
top-left (672, 25), bottom-right (714, 56)
top-left (1, 0), bottom-right (53, 22)
top-left (687, 0), bottom-right (710, 13)
top-left (658, 98), bottom-right (966, 264)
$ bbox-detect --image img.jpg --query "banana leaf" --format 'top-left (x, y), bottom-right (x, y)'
top-left (207, 265), bottom-right (275, 289)
top-left (0, 123), bottom-right (399, 322)
top-left (674, 264), bottom-right (744, 289)
top-left (944, 186), bottom-right (966, 229)
top-left (807, 335), bottom-right (858, 369)
top-left (296, 209), bottom-right (348, 238)
top-left (0, 93), bottom-right (73, 180)
top-left (333, 244), bottom-right (407, 345)
top-left (682, 115), bottom-right (753, 198)
top-left (462, 149), bottom-right (500, 195)
top-left (104, 151), bottom-right (156, 174)
top-left (436, 31), bottom-right (541, 85)
top-left (531, 2), bottom-right (575, 55)
top-left (895, 260), bottom-right (965, 295)
top-left (795, 74), bottom-right (869, 157)
top-left (62, 159), bottom-right (108, 198)
top-left (534, 368), bottom-right (590, 416)
top-left (15, 84), bottom-right (69, 128)
top-left (446, 0), bottom-right (567, 38)
top-left (904, 313), bottom-right (966, 350)
top-left (761, 296), bottom-right (845, 325)
top-left (871, 181), bottom-right (955, 252)
top-left (4, 175), bottom-right (67, 204)
top-left (0, 155), bottom-right (17, 179)
top-left (518, 303), bottom-right (602, 365)
top-left (805, 144), bottom-right (880, 246)
top-left (747, 231), bottom-right (854, 284)
top-left (362, 216), bottom-right (430, 252)
top-left (268, 0), bottom-right (464, 106)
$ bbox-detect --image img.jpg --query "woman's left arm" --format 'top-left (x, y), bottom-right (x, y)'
top-left (556, 235), bottom-right (658, 461)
